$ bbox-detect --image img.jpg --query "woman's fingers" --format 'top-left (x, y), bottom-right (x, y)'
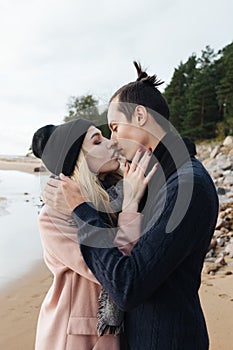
top-left (126, 148), bottom-right (154, 178)
top-left (135, 148), bottom-right (153, 176)
top-left (124, 161), bottom-right (130, 176)
top-left (129, 147), bottom-right (143, 172)
top-left (145, 162), bottom-right (159, 184)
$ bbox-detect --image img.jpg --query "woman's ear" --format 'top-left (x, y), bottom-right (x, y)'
top-left (133, 105), bottom-right (148, 126)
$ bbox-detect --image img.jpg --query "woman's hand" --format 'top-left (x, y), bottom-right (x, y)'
top-left (122, 148), bottom-right (158, 212)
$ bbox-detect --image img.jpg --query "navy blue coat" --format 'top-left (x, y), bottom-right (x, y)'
top-left (73, 132), bottom-right (219, 350)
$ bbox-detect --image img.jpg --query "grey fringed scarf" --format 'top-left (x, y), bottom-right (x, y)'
top-left (97, 289), bottom-right (125, 336)
top-left (97, 180), bottom-right (125, 337)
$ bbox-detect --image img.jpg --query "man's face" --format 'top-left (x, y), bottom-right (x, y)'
top-left (107, 100), bottom-right (144, 161)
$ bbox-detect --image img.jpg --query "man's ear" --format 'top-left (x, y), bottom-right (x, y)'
top-left (133, 105), bottom-right (148, 126)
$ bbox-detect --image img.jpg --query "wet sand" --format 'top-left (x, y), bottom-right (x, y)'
top-left (0, 157), bottom-right (233, 349)
top-left (200, 267), bottom-right (233, 349)
top-left (0, 261), bottom-right (52, 350)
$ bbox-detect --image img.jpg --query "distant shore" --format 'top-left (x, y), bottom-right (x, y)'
top-left (0, 155), bottom-right (233, 350)
top-left (0, 156), bottom-right (43, 174)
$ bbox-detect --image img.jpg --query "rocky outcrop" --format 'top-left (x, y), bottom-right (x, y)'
top-left (197, 137), bottom-right (233, 205)
top-left (197, 136), bottom-right (233, 274)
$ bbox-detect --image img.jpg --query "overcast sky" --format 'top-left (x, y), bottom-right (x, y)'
top-left (0, 0), bottom-right (232, 155)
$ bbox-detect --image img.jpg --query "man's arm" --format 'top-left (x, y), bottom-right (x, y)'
top-left (39, 205), bottom-right (99, 284)
top-left (72, 178), bottom-right (218, 311)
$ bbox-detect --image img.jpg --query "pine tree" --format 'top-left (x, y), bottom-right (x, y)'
top-left (216, 42), bottom-right (233, 135)
top-left (164, 55), bottom-right (197, 135)
top-left (184, 46), bottom-right (221, 140)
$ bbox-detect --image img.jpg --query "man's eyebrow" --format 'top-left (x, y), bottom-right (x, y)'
top-left (90, 132), bottom-right (101, 139)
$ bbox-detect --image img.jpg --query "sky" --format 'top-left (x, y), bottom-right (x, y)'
top-left (0, 0), bottom-right (232, 155)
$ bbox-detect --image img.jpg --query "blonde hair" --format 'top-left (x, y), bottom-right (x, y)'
top-left (71, 150), bottom-right (118, 223)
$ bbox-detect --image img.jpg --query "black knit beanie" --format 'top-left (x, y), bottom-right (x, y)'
top-left (32, 119), bottom-right (94, 176)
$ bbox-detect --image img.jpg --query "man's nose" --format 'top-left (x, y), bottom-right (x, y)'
top-left (107, 139), bottom-right (118, 149)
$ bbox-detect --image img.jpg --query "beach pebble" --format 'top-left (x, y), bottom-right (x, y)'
top-left (217, 187), bottom-right (226, 195)
top-left (217, 237), bottom-right (226, 247)
top-left (225, 243), bottom-right (233, 254)
top-left (208, 238), bottom-right (217, 250)
top-left (210, 145), bottom-right (220, 158)
top-left (221, 161), bottom-right (232, 171)
top-left (205, 263), bottom-right (221, 274)
top-left (213, 230), bottom-right (223, 238)
top-left (223, 136), bottom-right (233, 147)
top-left (215, 257), bottom-right (227, 265)
top-left (205, 249), bottom-right (215, 259)
top-left (216, 218), bottom-right (224, 229)
top-left (224, 271), bottom-right (232, 275)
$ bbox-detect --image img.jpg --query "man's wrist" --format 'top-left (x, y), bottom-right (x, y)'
top-left (70, 199), bottom-right (85, 212)
top-left (122, 201), bottom-right (139, 213)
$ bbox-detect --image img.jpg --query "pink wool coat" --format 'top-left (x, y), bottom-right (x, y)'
top-left (35, 205), bottom-right (141, 350)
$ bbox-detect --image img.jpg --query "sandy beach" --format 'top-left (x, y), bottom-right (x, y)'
top-left (0, 156), bottom-right (233, 349)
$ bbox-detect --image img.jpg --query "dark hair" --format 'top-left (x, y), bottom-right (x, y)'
top-left (110, 62), bottom-right (170, 131)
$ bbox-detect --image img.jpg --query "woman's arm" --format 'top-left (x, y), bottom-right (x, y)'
top-left (114, 212), bottom-right (142, 255)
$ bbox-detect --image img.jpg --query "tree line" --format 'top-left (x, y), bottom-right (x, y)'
top-left (64, 42), bottom-right (233, 141)
top-left (164, 42), bottom-right (233, 140)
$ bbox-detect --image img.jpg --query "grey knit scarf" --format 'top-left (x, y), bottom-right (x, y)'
top-left (97, 180), bottom-right (125, 336)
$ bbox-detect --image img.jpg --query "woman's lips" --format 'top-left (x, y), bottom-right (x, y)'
top-left (111, 147), bottom-right (123, 159)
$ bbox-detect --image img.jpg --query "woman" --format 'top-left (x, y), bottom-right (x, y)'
top-left (32, 118), bottom-right (156, 350)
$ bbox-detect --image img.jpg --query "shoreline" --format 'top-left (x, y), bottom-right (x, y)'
top-left (0, 156), bottom-right (233, 349)
top-left (0, 157), bottom-right (52, 349)
top-left (0, 156), bottom-right (46, 174)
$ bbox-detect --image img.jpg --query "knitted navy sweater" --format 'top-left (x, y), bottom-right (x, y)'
top-left (73, 132), bottom-right (219, 350)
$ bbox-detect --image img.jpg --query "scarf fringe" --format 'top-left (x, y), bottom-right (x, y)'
top-left (97, 288), bottom-right (124, 337)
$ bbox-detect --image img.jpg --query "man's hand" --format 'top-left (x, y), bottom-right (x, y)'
top-left (42, 177), bottom-right (72, 216)
top-left (59, 173), bottom-right (90, 211)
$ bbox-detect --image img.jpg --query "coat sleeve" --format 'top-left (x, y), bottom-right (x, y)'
top-left (38, 206), bottom-right (142, 283)
top-left (38, 205), bottom-right (99, 284)
top-left (72, 179), bottom-right (218, 311)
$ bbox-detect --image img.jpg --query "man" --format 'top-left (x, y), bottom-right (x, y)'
top-left (44, 62), bottom-right (219, 349)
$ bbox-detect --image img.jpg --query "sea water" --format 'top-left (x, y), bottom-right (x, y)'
top-left (0, 170), bottom-right (49, 289)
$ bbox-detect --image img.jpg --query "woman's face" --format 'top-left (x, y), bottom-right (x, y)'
top-left (82, 126), bottom-right (120, 176)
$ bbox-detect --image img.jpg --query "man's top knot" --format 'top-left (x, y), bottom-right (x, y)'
top-left (133, 61), bottom-right (164, 87)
